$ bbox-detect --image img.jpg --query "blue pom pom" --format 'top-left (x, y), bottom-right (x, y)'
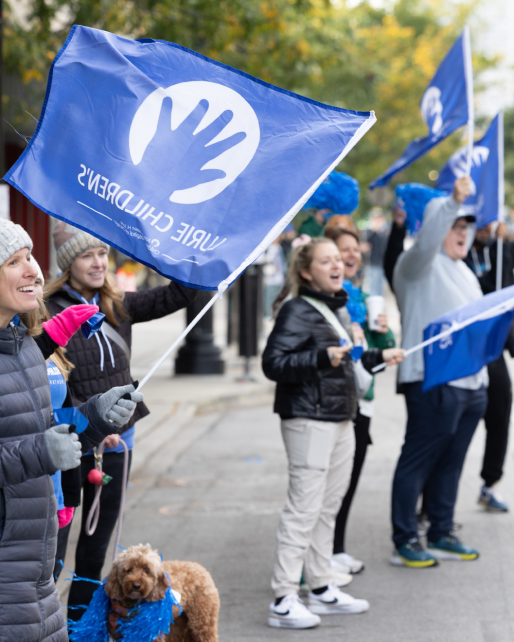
top-left (396, 183), bottom-right (448, 234)
top-left (68, 580), bottom-right (183, 642)
top-left (68, 584), bottom-right (110, 642)
top-left (304, 171), bottom-right (359, 214)
top-left (343, 280), bottom-right (367, 326)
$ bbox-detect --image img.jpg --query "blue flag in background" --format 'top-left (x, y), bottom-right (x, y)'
top-left (436, 113), bottom-right (503, 229)
top-left (370, 28), bottom-right (472, 189)
top-left (5, 26), bottom-right (375, 292)
top-left (423, 285), bottom-right (514, 391)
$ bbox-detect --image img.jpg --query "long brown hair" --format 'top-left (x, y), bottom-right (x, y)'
top-left (44, 269), bottom-right (129, 327)
top-left (19, 297), bottom-right (74, 381)
top-left (288, 237), bottom-right (336, 297)
top-left (324, 226), bottom-right (360, 245)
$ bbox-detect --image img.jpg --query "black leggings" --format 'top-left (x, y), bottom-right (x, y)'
top-left (481, 355), bottom-right (512, 487)
top-left (67, 450), bottom-right (132, 621)
top-left (333, 412), bottom-right (371, 554)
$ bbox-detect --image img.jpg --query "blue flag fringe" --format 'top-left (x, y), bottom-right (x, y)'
top-left (68, 581), bottom-right (182, 642)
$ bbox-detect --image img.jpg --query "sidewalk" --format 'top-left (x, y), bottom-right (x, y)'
top-left (129, 304), bottom-right (275, 476)
top-left (58, 362), bottom-right (514, 641)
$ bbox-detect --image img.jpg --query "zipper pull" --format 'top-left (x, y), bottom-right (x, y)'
top-left (11, 324), bottom-right (20, 356)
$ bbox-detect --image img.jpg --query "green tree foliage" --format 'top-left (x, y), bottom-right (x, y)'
top-left (3, 0), bottom-right (496, 209)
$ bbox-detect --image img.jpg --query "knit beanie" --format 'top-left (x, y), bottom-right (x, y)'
top-left (0, 219), bottom-right (33, 266)
top-left (53, 221), bottom-right (110, 272)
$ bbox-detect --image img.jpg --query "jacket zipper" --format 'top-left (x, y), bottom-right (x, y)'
top-left (12, 325), bottom-right (51, 640)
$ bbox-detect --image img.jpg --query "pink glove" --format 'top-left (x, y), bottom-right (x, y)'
top-left (58, 506), bottom-right (74, 529)
top-left (43, 304), bottom-right (100, 347)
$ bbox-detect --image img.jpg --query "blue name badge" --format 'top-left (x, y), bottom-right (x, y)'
top-left (82, 312), bottom-right (106, 339)
top-left (53, 407), bottom-right (89, 434)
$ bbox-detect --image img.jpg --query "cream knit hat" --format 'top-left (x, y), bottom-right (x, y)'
top-left (0, 219), bottom-right (33, 266)
top-left (53, 221), bottom-right (109, 271)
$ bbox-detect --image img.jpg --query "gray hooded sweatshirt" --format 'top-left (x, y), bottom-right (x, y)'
top-left (393, 195), bottom-right (485, 386)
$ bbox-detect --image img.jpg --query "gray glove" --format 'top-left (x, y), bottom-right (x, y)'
top-left (95, 384), bottom-right (144, 429)
top-left (44, 424), bottom-right (82, 471)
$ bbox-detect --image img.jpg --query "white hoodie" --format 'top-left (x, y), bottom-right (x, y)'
top-left (393, 195), bottom-right (486, 388)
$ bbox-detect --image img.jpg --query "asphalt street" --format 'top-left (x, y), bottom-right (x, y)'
top-left (59, 362), bottom-right (514, 642)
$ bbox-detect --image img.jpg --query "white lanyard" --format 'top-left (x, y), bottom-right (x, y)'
top-left (301, 296), bottom-right (353, 348)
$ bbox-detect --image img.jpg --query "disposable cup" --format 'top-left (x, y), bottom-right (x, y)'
top-left (366, 295), bottom-right (385, 331)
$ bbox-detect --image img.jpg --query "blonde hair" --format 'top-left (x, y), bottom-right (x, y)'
top-left (19, 297), bottom-right (74, 381)
top-left (45, 269), bottom-right (129, 327)
top-left (289, 237), bottom-right (336, 297)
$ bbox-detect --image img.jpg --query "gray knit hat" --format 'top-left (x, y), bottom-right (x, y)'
top-left (0, 218), bottom-right (33, 266)
top-left (53, 221), bottom-right (110, 271)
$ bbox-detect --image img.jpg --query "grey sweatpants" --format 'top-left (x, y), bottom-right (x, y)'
top-left (272, 417), bottom-right (355, 597)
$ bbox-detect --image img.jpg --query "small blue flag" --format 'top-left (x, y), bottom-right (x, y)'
top-left (304, 171), bottom-right (359, 214)
top-left (370, 28), bottom-right (472, 189)
top-left (423, 285), bottom-right (514, 391)
top-left (5, 26), bottom-right (375, 292)
top-left (436, 113), bottom-right (504, 229)
top-left (81, 312), bottom-right (105, 339)
top-left (53, 407), bottom-right (89, 434)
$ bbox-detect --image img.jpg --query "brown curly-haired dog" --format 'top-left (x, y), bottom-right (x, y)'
top-left (105, 544), bottom-right (220, 642)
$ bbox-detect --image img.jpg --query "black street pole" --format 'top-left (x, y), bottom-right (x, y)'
top-left (174, 290), bottom-right (225, 375)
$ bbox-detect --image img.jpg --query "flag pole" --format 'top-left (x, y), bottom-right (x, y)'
top-left (496, 111), bottom-right (505, 291)
top-left (137, 292), bottom-right (220, 391)
top-left (463, 26), bottom-right (474, 176)
top-left (372, 295), bottom-right (514, 373)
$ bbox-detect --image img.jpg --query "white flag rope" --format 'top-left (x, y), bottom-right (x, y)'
top-left (372, 295), bottom-right (514, 374)
top-left (137, 292), bottom-right (220, 391)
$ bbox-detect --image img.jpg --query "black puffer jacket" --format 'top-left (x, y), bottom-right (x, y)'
top-left (262, 287), bottom-right (384, 422)
top-left (46, 282), bottom-right (197, 430)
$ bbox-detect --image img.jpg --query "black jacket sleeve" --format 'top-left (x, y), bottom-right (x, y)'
top-left (33, 330), bottom-right (59, 360)
top-left (76, 396), bottom-right (118, 453)
top-left (384, 224), bottom-right (406, 294)
top-left (262, 305), bottom-right (320, 384)
top-left (361, 348), bottom-right (384, 373)
top-left (122, 282), bottom-right (198, 325)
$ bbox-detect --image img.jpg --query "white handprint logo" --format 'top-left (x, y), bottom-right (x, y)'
top-left (129, 81), bottom-right (260, 205)
top-left (448, 146), bottom-right (489, 196)
top-left (421, 86), bottom-right (443, 135)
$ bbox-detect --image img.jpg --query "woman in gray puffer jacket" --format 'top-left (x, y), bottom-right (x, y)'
top-left (0, 219), bottom-right (143, 641)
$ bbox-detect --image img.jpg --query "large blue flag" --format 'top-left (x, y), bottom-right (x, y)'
top-left (5, 26), bottom-right (375, 292)
top-left (436, 113), bottom-right (503, 229)
top-left (370, 28), bottom-right (472, 189)
top-left (423, 285), bottom-right (514, 391)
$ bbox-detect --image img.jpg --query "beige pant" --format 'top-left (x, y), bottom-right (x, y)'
top-left (271, 417), bottom-right (355, 597)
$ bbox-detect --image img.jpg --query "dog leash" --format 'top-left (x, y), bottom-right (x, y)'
top-left (85, 437), bottom-right (130, 561)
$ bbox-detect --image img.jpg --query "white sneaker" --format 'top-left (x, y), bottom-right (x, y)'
top-left (331, 552), bottom-right (365, 574)
top-left (268, 594), bottom-right (321, 629)
top-left (307, 584), bottom-right (370, 615)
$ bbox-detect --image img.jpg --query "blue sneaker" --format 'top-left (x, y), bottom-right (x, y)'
top-left (390, 539), bottom-right (439, 568)
top-left (427, 535), bottom-right (479, 561)
top-left (478, 485), bottom-right (509, 512)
